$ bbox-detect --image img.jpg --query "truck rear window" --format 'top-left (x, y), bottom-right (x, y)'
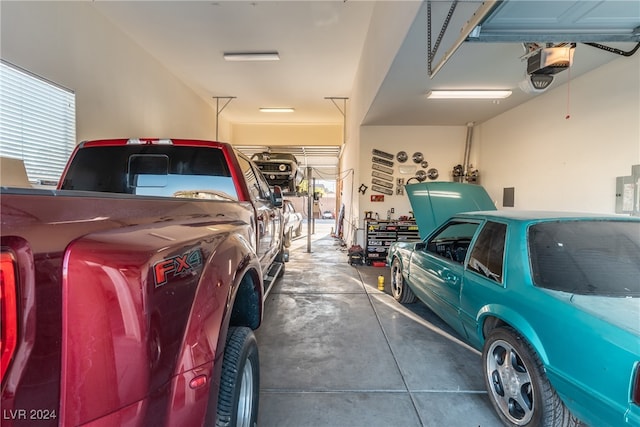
top-left (529, 220), bottom-right (640, 297)
top-left (60, 145), bottom-right (238, 200)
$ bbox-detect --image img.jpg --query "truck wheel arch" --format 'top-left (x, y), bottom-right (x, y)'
top-left (202, 258), bottom-right (263, 427)
top-left (229, 268), bottom-right (262, 330)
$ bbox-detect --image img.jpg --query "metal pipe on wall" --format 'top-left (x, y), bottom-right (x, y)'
top-left (463, 122), bottom-right (474, 177)
top-left (306, 166), bottom-right (313, 253)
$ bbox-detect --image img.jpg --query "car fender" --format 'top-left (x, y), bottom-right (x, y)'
top-left (60, 221), bottom-right (261, 427)
top-left (476, 304), bottom-right (549, 364)
top-left (387, 242), bottom-right (417, 273)
top-left (165, 232), bottom-right (263, 427)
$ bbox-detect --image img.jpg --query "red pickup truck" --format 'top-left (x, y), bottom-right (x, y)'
top-left (1, 138), bottom-right (287, 426)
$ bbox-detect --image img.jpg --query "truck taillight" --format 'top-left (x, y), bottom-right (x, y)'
top-left (1, 252), bottom-right (18, 381)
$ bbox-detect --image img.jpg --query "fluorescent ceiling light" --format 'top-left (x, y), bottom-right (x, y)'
top-left (259, 108), bottom-right (295, 113)
top-left (223, 52), bottom-right (280, 61)
top-left (426, 90), bottom-right (512, 99)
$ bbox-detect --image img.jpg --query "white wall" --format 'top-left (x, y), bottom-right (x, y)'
top-left (339, 1), bottom-right (422, 245)
top-left (477, 54), bottom-right (640, 213)
top-left (337, 123), bottom-right (361, 242)
top-left (344, 51), bottom-right (639, 248)
top-left (358, 125), bottom-right (474, 219)
top-left (232, 123), bottom-right (342, 146)
top-left (0, 2), bottom-right (225, 142)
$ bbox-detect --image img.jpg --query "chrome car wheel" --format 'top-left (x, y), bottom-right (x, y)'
top-left (485, 338), bottom-right (534, 425)
top-left (236, 360), bottom-right (254, 427)
top-left (216, 327), bottom-right (259, 427)
top-left (482, 327), bottom-right (579, 427)
top-left (391, 258), bottom-right (416, 303)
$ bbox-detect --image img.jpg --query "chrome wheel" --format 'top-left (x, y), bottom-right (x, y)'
top-left (215, 327), bottom-right (259, 427)
top-left (391, 260), bottom-right (402, 298)
top-left (236, 360), bottom-right (254, 427)
top-left (390, 258), bottom-right (416, 303)
top-left (485, 338), bottom-right (534, 425)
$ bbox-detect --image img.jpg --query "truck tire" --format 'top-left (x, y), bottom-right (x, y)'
top-left (215, 327), bottom-right (259, 427)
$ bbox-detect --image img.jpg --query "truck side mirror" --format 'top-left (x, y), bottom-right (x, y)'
top-left (271, 185), bottom-right (283, 207)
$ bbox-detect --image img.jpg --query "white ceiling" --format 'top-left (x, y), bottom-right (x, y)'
top-left (92, 1), bottom-right (376, 125)
top-left (365, 0), bottom-right (640, 125)
top-left (91, 1), bottom-right (639, 167)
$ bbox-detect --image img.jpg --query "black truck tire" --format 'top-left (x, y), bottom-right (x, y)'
top-left (215, 327), bottom-right (260, 427)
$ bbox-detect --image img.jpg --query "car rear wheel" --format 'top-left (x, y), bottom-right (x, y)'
top-left (215, 327), bottom-right (260, 427)
top-left (482, 327), bottom-right (578, 427)
top-left (390, 257), bottom-right (416, 303)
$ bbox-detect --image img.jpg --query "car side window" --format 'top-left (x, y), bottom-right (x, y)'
top-left (237, 155), bottom-right (262, 202)
top-left (425, 221), bottom-right (480, 264)
top-left (252, 163), bottom-right (273, 199)
top-left (467, 221), bottom-right (507, 284)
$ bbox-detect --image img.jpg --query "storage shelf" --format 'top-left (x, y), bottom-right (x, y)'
top-left (364, 219), bottom-right (421, 265)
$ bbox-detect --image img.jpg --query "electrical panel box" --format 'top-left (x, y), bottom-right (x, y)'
top-left (615, 164), bottom-right (640, 217)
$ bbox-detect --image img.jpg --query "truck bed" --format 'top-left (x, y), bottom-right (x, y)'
top-left (1, 188), bottom-right (260, 426)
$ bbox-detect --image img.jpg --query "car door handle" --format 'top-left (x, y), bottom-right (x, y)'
top-left (444, 272), bottom-right (459, 284)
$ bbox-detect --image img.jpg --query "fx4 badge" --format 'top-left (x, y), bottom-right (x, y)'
top-left (153, 249), bottom-right (203, 288)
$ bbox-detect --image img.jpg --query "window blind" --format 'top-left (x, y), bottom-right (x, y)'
top-left (0, 61), bottom-right (76, 185)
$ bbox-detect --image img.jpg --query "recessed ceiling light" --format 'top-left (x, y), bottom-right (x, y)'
top-left (223, 52), bottom-right (280, 62)
top-left (259, 107), bottom-right (295, 113)
top-left (426, 90), bottom-right (512, 99)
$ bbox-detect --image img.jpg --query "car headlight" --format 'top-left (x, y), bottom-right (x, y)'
top-left (278, 164), bottom-right (287, 172)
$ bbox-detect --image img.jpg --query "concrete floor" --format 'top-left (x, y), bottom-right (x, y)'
top-left (255, 221), bottom-right (503, 427)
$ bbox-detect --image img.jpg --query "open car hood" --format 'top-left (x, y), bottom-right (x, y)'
top-left (405, 182), bottom-right (496, 238)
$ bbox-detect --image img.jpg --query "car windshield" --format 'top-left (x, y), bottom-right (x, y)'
top-left (528, 220), bottom-right (640, 297)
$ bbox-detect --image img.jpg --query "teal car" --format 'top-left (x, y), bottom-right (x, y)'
top-left (387, 183), bottom-right (640, 427)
